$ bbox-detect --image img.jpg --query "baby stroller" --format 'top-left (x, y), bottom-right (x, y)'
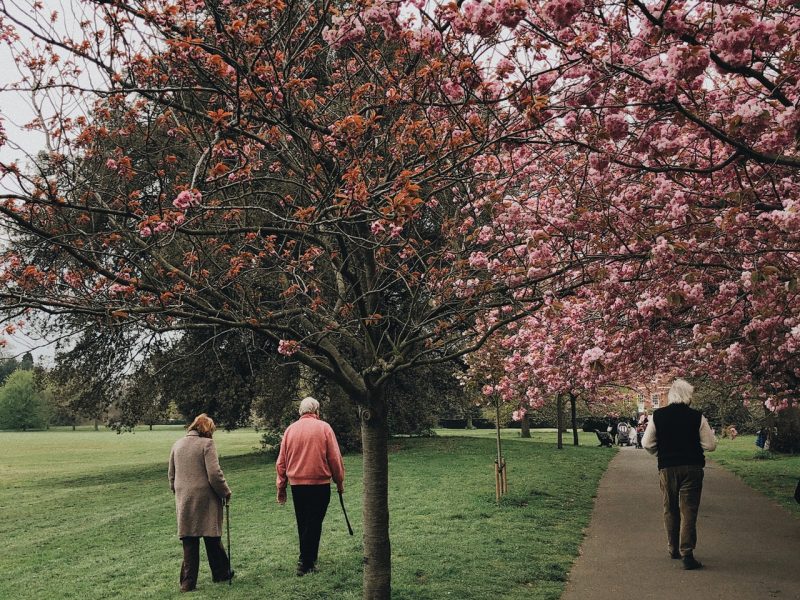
top-left (616, 422), bottom-right (632, 446)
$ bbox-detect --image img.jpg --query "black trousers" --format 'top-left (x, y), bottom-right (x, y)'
top-left (291, 484), bottom-right (331, 569)
top-left (180, 536), bottom-right (231, 591)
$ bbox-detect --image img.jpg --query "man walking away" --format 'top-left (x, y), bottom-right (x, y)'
top-left (276, 397), bottom-right (345, 576)
top-left (642, 379), bottom-right (717, 570)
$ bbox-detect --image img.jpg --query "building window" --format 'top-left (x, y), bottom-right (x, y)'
top-left (651, 393), bottom-right (660, 409)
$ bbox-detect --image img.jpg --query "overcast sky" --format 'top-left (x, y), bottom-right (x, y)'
top-left (1, 2), bottom-right (67, 363)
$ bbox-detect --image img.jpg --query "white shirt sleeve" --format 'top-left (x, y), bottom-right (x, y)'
top-left (641, 419), bottom-right (658, 455)
top-left (699, 416), bottom-right (717, 452)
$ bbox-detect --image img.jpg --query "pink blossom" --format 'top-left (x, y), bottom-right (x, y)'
top-left (604, 113), bottom-right (628, 141)
top-left (580, 346), bottom-right (605, 366)
top-left (496, 58), bottom-right (516, 79)
top-left (322, 16), bottom-right (366, 49)
top-left (666, 45), bottom-right (710, 81)
top-left (278, 339), bottom-right (300, 356)
top-left (172, 189), bottom-right (202, 210)
top-left (495, 0), bottom-right (528, 28)
top-left (462, 1), bottom-right (499, 37)
top-left (109, 283), bottom-right (134, 296)
top-left (370, 220), bottom-right (386, 235)
top-left (469, 252), bottom-right (489, 269)
top-left (441, 78), bottom-right (465, 102)
top-left (544, 0), bottom-right (584, 28)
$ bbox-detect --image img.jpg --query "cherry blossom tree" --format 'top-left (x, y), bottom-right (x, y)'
top-left (519, 0), bottom-right (800, 402)
top-left (0, 1), bottom-right (578, 596)
top-left (467, 0), bottom-right (800, 415)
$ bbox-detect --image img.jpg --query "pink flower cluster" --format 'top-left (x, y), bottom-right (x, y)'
top-left (544, 0), bottom-right (584, 28)
top-left (172, 189), bottom-right (202, 210)
top-left (604, 113), bottom-right (628, 141)
top-left (495, 0), bottom-right (529, 28)
top-left (322, 16), bottom-right (366, 49)
top-left (278, 339), bottom-right (300, 356)
top-left (462, 1), bottom-right (499, 37)
top-left (666, 44), bottom-right (710, 82)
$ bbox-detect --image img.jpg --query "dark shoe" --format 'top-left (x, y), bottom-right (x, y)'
top-left (670, 551), bottom-right (680, 559)
top-left (213, 569), bottom-right (234, 583)
top-left (180, 586), bottom-right (196, 593)
top-left (296, 562), bottom-right (316, 576)
top-left (682, 555), bottom-right (703, 570)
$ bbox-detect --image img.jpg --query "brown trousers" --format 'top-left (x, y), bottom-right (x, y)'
top-left (658, 465), bottom-right (704, 557)
top-left (180, 536), bottom-right (231, 591)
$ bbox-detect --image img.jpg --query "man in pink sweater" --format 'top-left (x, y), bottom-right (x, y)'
top-left (276, 396), bottom-right (345, 575)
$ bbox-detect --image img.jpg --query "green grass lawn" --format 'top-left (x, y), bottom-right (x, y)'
top-left (0, 426), bottom-right (613, 600)
top-left (710, 435), bottom-right (800, 516)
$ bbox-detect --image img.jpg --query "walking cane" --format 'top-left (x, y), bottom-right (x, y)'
top-left (338, 490), bottom-right (354, 536)
top-left (225, 498), bottom-right (233, 586)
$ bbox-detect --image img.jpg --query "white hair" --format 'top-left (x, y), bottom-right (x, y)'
top-left (299, 396), bottom-right (320, 415)
top-left (668, 379), bottom-right (694, 405)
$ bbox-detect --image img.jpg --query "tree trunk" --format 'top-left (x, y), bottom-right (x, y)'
top-left (520, 412), bottom-right (531, 438)
top-left (570, 393), bottom-right (579, 446)
top-left (556, 393), bottom-right (564, 449)
top-left (94, 419), bottom-right (99, 431)
top-left (149, 423), bottom-right (153, 431)
top-left (72, 424), bottom-right (76, 431)
top-left (360, 391), bottom-right (391, 600)
top-left (465, 413), bottom-right (473, 430)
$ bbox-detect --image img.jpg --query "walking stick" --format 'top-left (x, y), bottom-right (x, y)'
top-left (225, 499), bottom-right (232, 586)
top-left (338, 490), bottom-right (354, 536)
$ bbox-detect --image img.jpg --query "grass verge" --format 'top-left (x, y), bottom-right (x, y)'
top-left (710, 435), bottom-right (799, 517)
top-left (0, 426), bottom-right (613, 599)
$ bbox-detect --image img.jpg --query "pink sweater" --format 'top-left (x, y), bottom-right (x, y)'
top-left (276, 414), bottom-right (345, 490)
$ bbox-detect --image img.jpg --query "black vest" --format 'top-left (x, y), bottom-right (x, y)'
top-left (652, 403), bottom-right (705, 470)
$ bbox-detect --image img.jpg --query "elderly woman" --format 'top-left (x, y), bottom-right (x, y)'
top-left (276, 397), bottom-right (345, 576)
top-left (168, 414), bottom-right (233, 592)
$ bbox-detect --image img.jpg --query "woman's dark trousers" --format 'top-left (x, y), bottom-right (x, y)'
top-left (180, 536), bottom-right (231, 591)
top-left (291, 484), bottom-right (331, 571)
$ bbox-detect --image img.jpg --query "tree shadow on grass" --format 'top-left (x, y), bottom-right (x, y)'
top-left (29, 451), bottom-right (267, 489)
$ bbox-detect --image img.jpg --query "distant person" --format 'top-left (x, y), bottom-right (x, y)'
top-left (276, 397), bottom-right (345, 576)
top-left (168, 413), bottom-right (233, 592)
top-left (642, 379), bottom-right (717, 570)
top-left (755, 427), bottom-right (766, 448)
top-left (636, 414), bottom-right (648, 449)
top-left (607, 418), bottom-right (618, 444)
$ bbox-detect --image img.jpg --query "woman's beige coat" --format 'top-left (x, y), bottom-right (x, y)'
top-left (168, 431), bottom-right (231, 537)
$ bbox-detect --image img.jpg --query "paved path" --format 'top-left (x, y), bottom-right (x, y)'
top-left (562, 446), bottom-right (800, 600)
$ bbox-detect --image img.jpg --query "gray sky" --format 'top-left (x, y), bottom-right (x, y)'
top-left (1, 4), bottom-right (62, 363)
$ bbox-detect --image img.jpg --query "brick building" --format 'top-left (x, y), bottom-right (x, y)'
top-left (634, 375), bottom-right (673, 415)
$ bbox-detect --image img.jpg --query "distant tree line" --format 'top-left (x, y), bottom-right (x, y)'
top-left (0, 328), bottom-right (470, 443)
